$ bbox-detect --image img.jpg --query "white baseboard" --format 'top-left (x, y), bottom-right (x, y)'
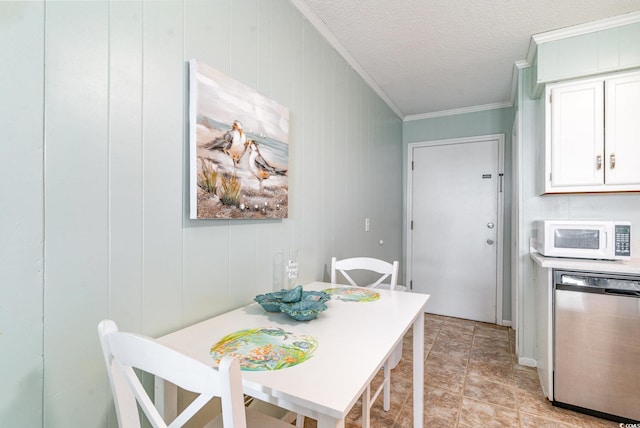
top-left (502, 320), bottom-right (512, 327)
top-left (518, 356), bottom-right (537, 367)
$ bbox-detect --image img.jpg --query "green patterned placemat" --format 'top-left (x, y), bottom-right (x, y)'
top-left (323, 287), bottom-right (380, 302)
top-left (211, 327), bottom-right (317, 371)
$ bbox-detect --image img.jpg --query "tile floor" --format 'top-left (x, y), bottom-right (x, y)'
top-left (302, 313), bottom-right (619, 427)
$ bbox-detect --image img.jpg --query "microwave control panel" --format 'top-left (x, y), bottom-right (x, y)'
top-left (614, 225), bottom-right (631, 257)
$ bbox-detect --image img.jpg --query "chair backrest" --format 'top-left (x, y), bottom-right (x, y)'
top-left (331, 257), bottom-right (399, 289)
top-left (98, 320), bottom-right (247, 428)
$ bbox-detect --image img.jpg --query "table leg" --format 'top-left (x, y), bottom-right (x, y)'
top-left (154, 377), bottom-right (177, 422)
top-left (316, 414), bottom-right (345, 428)
top-left (413, 311), bottom-right (425, 428)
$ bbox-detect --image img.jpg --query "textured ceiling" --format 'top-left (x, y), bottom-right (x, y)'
top-left (294, 0), bottom-right (640, 118)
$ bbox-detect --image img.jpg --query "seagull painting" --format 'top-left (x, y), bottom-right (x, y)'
top-left (190, 60), bottom-right (289, 219)
top-left (202, 120), bottom-right (247, 167)
top-left (245, 139), bottom-right (288, 190)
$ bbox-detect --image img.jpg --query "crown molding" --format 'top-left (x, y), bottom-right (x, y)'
top-left (291, 3), bottom-right (640, 122)
top-left (290, 0), bottom-right (404, 119)
top-left (532, 10), bottom-right (640, 45)
top-left (403, 101), bottom-right (513, 122)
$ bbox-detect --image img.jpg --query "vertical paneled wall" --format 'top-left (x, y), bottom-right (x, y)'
top-left (0, 1), bottom-right (402, 426)
top-left (0, 2), bottom-right (45, 427)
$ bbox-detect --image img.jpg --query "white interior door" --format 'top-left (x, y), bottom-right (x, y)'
top-left (408, 135), bottom-right (503, 323)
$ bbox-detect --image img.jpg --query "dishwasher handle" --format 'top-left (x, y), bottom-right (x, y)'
top-left (604, 289), bottom-right (640, 297)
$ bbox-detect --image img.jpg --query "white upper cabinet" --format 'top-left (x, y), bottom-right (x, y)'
top-left (606, 73), bottom-right (640, 185)
top-left (543, 70), bottom-right (640, 194)
top-left (548, 80), bottom-right (604, 188)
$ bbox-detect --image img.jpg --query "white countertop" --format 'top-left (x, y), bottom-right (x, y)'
top-left (530, 251), bottom-right (640, 275)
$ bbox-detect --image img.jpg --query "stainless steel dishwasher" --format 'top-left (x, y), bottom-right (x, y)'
top-left (553, 269), bottom-right (640, 423)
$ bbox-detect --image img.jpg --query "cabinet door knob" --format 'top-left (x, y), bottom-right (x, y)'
top-left (610, 153), bottom-right (616, 169)
top-left (596, 155), bottom-right (602, 170)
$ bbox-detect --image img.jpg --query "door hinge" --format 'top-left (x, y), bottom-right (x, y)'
top-left (410, 280), bottom-right (413, 290)
top-left (411, 220), bottom-right (413, 230)
top-left (549, 93), bottom-right (552, 103)
top-left (412, 160), bottom-right (414, 170)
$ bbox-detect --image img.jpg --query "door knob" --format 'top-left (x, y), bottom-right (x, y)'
top-left (487, 222), bottom-right (494, 229)
top-left (487, 239), bottom-right (495, 245)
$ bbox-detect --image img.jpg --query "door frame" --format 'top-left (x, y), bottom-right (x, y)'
top-left (406, 134), bottom-right (505, 325)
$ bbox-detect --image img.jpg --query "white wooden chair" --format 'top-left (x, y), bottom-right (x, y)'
top-left (296, 257), bottom-right (401, 428)
top-left (98, 320), bottom-right (292, 428)
top-left (331, 256), bottom-right (399, 290)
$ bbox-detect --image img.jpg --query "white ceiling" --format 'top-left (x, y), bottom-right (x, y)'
top-left (292, 0), bottom-right (640, 119)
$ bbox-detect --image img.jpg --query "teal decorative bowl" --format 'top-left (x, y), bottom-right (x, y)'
top-left (253, 294), bottom-right (283, 312)
top-left (254, 287), bottom-right (330, 320)
top-left (281, 285), bottom-right (303, 302)
top-left (301, 290), bottom-right (331, 303)
top-left (280, 300), bottom-right (328, 321)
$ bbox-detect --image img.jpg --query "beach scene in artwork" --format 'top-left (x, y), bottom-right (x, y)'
top-left (190, 60), bottom-right (289, 219)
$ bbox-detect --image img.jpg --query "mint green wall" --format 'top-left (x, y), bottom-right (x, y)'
top-left (538, 21), bottom-right (640, 84)
top-left (0, 1), bottom-right (402, 426)
top-left (514, 66), bottom-right (544, 361)
top-left (403, 109), bottom-right (515, 144)
top-left (0, 2), bottom-right (45, 426)
top-left (402, 107), bottom-right (516, 323)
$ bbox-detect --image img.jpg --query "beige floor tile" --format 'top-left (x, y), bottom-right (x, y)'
top-left (458, 397), bottom-right (519, 428)
top-left (367, 404), bottom-right (398, 428)
top-left (467, 359), bottom-right (515, 384)
top-left (514, 364), bottom-right (542, 393)
top-left (387, 403), bottom-right (414, 427)
top-left (474, 322), bottom-right (510, 337)
top-left (442, 316), bottom-right (476, 328)
top-left (515, 389), bottom-right (617, 428)
top-left (424, 385), bottom-right (463, 421)
top-left (438, 327), bottom-right (475, 343)
top-left (395, 401), bottom-right (457, 428)
top-left (473, 335), bottom-right (511, 351)
top-left (469, 347), bottom-right (513, 366)
top-left (425, 360), bottom-right (467, 394)
top-left (430, 338), bottom-right (473, 355)
top-left (427, 348), bottom-right (469, 367)
top-left (520, 411), bottom-right (578, 428)
top-left (463, 375), bottom-right (516, 409)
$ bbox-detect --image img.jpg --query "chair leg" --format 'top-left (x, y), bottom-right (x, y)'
top-left (383, 361), bottom-right (391, 411)
top-left (361, 384), bottom-right (371, 428)
top-left (295, 413), bottom-right (305, 428)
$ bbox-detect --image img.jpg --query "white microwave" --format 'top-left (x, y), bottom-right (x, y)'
top-left (534, 220), bottom-right (631, 260)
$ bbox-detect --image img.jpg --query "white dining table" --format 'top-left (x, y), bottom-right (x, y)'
top-left (155, 281), bottom-right (430, 428)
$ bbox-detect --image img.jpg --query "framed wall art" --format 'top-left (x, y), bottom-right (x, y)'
top-left (189, 59), bottom-right (289, 219)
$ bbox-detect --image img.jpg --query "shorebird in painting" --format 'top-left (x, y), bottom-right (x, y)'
top-left (245, 140), bottom-right (287, 190)
top-left (202, 120), bottom-right (247, 167)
